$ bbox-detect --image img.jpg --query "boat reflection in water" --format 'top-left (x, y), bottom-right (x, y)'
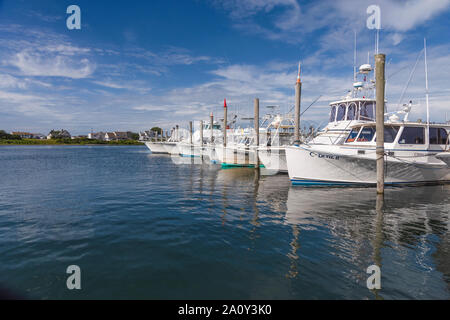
top-left (149, 152), bottom-right (450, 299)
top-left (281, 185), bottom-right (450, 299)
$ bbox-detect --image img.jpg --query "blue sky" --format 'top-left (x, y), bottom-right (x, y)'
top-left (0, 0), bottom-right (449, 135)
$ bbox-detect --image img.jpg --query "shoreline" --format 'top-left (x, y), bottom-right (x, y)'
top-left (0, 139), bottom-right (145, 146)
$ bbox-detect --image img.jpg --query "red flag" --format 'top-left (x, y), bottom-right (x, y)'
top-left (224, 98), bottom-right (227, 108)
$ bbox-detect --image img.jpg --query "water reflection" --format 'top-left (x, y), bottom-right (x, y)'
top-left (163, 152), bottom-right (450, 298)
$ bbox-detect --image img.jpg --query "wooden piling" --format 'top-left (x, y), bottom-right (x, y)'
top-left (200, 120), bottom-right (204, 160)
top-left (254, 98), bottom-right (260, 173)
top-left (375, 54), bottom-right (386, 194)
top-left (223, 99), bottom-right (227, 148)
top-left (223, 99), bottom-right (227, 164)
top-left (294, 63), bottom-right (302, 145)
top-left (210, 113), bottom-right (214, 144)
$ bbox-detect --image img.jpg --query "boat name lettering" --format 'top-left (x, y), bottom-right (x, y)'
top-left (310, 152), bottom-right (340, 160)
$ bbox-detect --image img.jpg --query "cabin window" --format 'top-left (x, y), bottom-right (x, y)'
top-left (384, 126), bottom-right (399, 143)
top-left (347, 103), bottom-right (357, 120)
top-left (399, 127), bottom-right (425, 144)
top-left (330, 105), bottom-right (337, 122)
top-left (357, 127), bottom-right (375, 142)
top-left (430, 128), bottom-right (449, 144)
top-left (360, 102), bottom-right (374, 121)
top-left (346, 127), bottom-right (361, 142)
top-left (336, 104), bottom-right (346, 121)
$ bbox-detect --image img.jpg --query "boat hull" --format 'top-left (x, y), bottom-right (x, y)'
top-left (215, 146), bottom-right (258, 168)
top-left (286, 145), bottom-right (450, 187)
top-left (258, 147), bottom-right (287, 175)
top-left (162, 142), bottom-right (180, 155)
top-left (145, 142), bottom-right (169, 154)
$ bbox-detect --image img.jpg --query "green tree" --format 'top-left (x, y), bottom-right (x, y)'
top-left (127, 132), bottom-right (140, 140)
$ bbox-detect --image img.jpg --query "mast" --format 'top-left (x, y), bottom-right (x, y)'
top-left (354, 31), bottom-right (357, 83)
top-left (294, 62), bottom-right (302, 144)
top-left (424, 38), bottom-right (430, 125)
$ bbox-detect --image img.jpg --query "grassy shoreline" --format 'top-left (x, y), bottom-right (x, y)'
top-left (0, 138), bottom-right (144, 146)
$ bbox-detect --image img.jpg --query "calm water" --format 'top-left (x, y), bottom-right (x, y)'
top-left (0, 145), bottom-right (449, 300)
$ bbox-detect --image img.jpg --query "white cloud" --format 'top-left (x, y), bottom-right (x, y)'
top-left (380, 0), bottom-right (450, 32)
top-left (0, 74), bottom-right (26, 89)
top-left (214, 0), bottom-right (450, 42)
top-left (10, 48), bottom-right (95, 79)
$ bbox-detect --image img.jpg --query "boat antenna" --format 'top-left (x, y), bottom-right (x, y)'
top-left (300, 95), bottom-right (323, 117)
top-left (424, 38), bottom-right (430, 125)
top-left (353, 31), bottom-right (357, 83)
top-left (396, 49), bottom-right (423, 110)
top-left (375, 29), bottom-right (380, 54)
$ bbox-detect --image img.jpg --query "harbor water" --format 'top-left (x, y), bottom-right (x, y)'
top-left (0, 145), bottom-right (449, 299)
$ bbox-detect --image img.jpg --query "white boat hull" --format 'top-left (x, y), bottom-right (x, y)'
top-left (258, 147), bottom-right (287, 175)
top-left (145, 142), bottom-right (168, 154)
top-left (162, 142), bottom-right (179, 155)
top-left (286, 145), bottom-right (450, 186)
top-left (215, 146), bottom-right (258, 167)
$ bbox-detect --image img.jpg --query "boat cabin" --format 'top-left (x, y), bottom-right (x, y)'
top-left (329, 98), bottom-right (378, 123)
top-left (344, 122), bottom-right (450, 149)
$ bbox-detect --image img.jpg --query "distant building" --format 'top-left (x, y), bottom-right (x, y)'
top-left (104, 132), bottom-right (116, 141)
top-left (114, 132), bottom-right (129, 140)
top-left (104, 132), bottom-right (131, 141)
top-left (88, 132), bottom-right (105, 140)
top-left (11, 132), bottom-right (47, 139)
top-left (12, 132), bottom-right (34, 139)
top-left (47, 129), bottom-right (71, 139)
top-left (139, 130), bottom-right (157, 141)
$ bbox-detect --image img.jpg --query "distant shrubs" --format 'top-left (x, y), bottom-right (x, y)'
top-left (0, 137), bottom-right (143, 145)
top-left (0, 130), bottom-right (22, 140)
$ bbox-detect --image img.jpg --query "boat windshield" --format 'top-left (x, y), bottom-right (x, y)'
top-left (346, 127), bottom-right (361, 142)
top-left (430, 128), bottom-right (449, 145)
top-left (336, 104), bottom-right (346, 121)
top-left (360, 102), bottom-right (375, 121)
top-left (330, 105), bottom-right (336, 122)
top-left (347, 103), bottom-right (357, 120)
top-left (399, 127), bottom-right (425, 144)
top-left (357, 127), bottom-right (375, 142)
top-left (385, 126), bottom-right (400, 143)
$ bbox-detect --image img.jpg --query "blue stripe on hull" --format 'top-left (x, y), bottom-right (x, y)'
top-left (291, 178), bottom-right (450, 187)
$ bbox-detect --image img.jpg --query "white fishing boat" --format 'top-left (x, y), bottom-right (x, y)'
top-left (145, 141), bottom-right (168, 154)
top-left (286, 119), bottom-right (450, 186)
top-left (257, 114), bottom-right (295, 175)
top-left (258, 62), bottom-right (376, 175)
top-left (177, 120), bottom-right (222, 159)
top-left (286, 42), bottom-right (450, 186)
top-left (216, 112), bottom-right (295, 170)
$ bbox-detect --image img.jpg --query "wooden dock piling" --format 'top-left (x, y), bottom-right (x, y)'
top-left (375, 54), bottom-right (386, 194)
top-left (223, 99), bottom-right (228, 163)
top-left (210, 113), bottom-right (214, 144)
top-left (200, 120), bottom-right (204, 160)
top-left (254, 98), bottom-right (260, 174)
top-left (294, 63), bottom-right (302, 145)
